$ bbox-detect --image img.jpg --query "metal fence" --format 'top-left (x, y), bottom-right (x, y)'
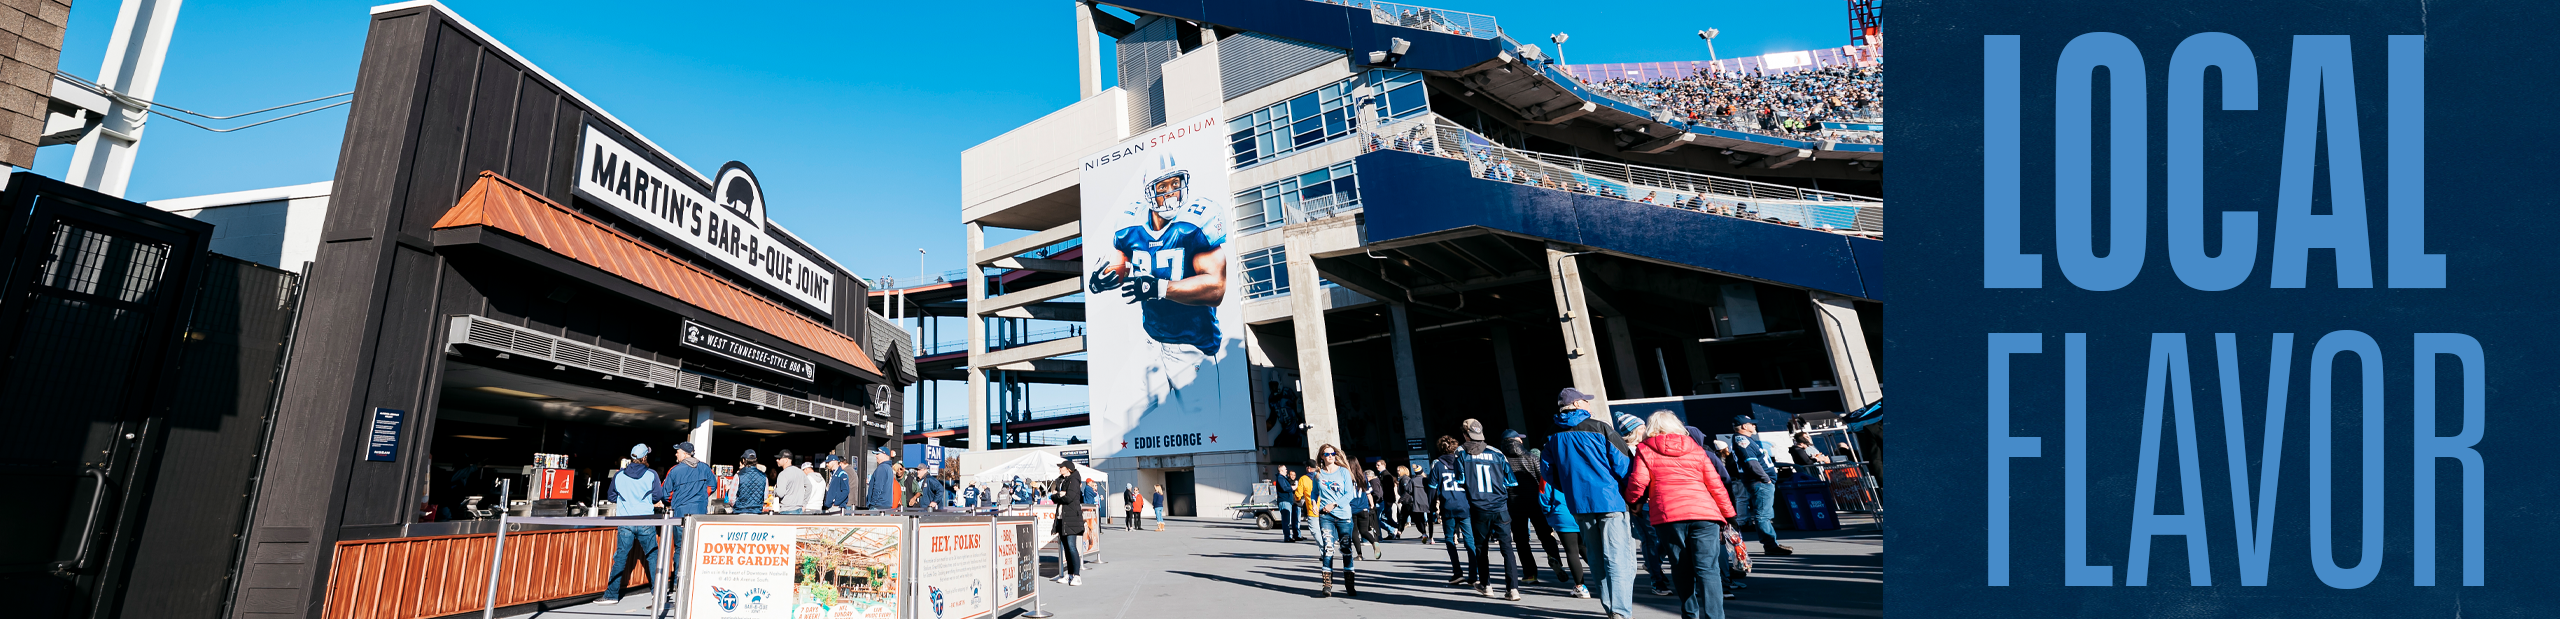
top-left (1364, 114), bottom-right (1883, 235)
top-left (1318, 0), bottom-right (1501, 39)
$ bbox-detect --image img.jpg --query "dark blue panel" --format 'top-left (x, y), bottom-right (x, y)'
top-left (1357, 150), bottom-right (1877, 299)
top-left (1107, 0), bottom-right (1503, 73)
top-left (1846, 236), bottom-right (1883, 301)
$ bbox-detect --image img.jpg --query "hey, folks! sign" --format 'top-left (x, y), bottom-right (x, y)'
top-left (574, 124), bottom-right (836, 314)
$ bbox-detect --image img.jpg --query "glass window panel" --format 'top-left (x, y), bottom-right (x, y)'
top-left (1290, 92), bottom-right (1319, 119)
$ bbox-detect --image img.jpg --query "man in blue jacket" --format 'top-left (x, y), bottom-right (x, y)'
top-left (1540, 388), bottom-right (1638, 619)
top-left (661, 442), bottom-right (715, 600)
top-left (822, 454), bottom-right (853, 513)
top-left (863, 448), bottom-right (897, 510)
top-left (597, 444), bottom-right (663, 606)
top-left (1728, 416), bottom-right (1795, 556)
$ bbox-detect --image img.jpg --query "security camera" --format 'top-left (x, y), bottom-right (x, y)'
top-left (1390, 37), bottom-right (1411, 56)
top-left (1369, 51), bottom-right (1389, 64)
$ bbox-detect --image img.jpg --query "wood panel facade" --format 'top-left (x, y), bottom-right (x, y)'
top-left (233, 4), bottom-right (903, 618)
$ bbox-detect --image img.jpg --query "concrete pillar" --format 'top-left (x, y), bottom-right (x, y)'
top-left (690, 406), bottom-right (714, 463)
top-left (1546, 248), bottom-right (1610, 404)
top-left (1606, 316), bottom-right (1645, 399)
top-left (1284, 229), bottom-right (1342, 453)
top-left (1810, 292), bottom-right (1882, 411)
top-left (966, 222), bottom-right (990, 451)
top-left (1076, 1), bottom-right (1102, 99)
top-left (1387, 303), bottom-right (1426, 457)
top-left (1490, 325), bottom-right (1527, 434)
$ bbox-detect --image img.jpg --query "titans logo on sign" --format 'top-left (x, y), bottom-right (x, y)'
top-left (711, 586), bottom-right (740, 612)
top-left (928, 586), bottom-right (945, 618)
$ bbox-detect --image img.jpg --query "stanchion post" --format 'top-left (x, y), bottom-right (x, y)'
top-left (482, 479), bottom-right (511, 619)
top-left (655, 517), bottom-right (673, 619)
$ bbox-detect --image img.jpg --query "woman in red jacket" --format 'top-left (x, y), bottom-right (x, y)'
top-left (1624, 410), bottom-right (1738, 619)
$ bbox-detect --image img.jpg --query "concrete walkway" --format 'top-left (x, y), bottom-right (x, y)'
top-left (1032, 515), bottom-right (1879, 619)
top-left (522, 514), bottom-right (1878, 619)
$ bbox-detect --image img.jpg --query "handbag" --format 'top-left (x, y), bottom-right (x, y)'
top-left (1724, 525), bottom-right (1753, 578)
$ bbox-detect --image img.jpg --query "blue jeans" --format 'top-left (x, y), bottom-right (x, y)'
top-left (602, 526), bottom-right (658, 601)
top-left (1636, 510), bottom-right (1666, 583)
top-left (1468, 507), bottom-right (1518, 589)
top-left (1316, 512), bottom-right (1358, 572)
top-left (1661, 520), bottom-right (1727, 619)
top-left (1279, 502), bottom-right (1300, 541)
top-left (1743, 481), bottom-right (1781, 547)
top-left (1061, 534), bottom-right (1083, 575)
top-left (1441, 508), bottom-right (1473, 577)
top-left (1577, 512), bottom-right (1636, 617)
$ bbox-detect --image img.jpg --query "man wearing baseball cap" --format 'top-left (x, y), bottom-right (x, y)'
top-left (862, 447), bottom-right (897, 510)
top-left (1727, 416), bottom-right (1793, 556)
top-left (596, 444), bottom-right (662, 606)
top-left (1540, 387), bottom-right (1639, 619)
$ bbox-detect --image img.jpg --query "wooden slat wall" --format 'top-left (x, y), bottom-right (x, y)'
top-left (321, 528), bottom-right (653, 619)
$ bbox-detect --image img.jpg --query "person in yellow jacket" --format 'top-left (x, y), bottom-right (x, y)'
top-left (1295, 466), bottom-right (1317, 539)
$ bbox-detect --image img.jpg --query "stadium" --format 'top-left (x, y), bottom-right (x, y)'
top-left (898, 0), bottom-right (1884, 520)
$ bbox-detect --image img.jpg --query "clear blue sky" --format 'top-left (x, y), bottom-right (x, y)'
top-left (34, 0), bottom-right (1847, 439)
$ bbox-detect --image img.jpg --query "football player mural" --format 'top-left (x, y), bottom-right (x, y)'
top-left (1081, 112), bottom-right (1251, 459)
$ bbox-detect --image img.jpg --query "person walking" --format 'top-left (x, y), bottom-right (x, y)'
top-left (1370, 458), bottom-right (1402, 540)
top-left (1152, 485), bottom-right (1168, 531)
top-left (1727, 416), bottom-right (1795, 556)
top-left (1350, 467), bottom-right (1381, 560)
top-left (1311, 444), bottom-right (1361, 597)
top-left (1541, 388), bottom-right (1640, 619)
top-left (1539, 461), bottom-right (1590, 599)
top-left (595, 444), bottom-right (663, 606)
top-left (1397, 464), bottom-right (1433, 541)
top-left (1502, 429), bottom-right (1564, 584)
top-left (769, 450), bottom-right (807, 514)
top-left (1428, 435), bottom-right (1474, 586)
top-left (1457, 419), bottom-right (1522, 601)
top-left (731, 450), bottom-right (768, 515)
top-left (1626, 411), bottom-right (1738, 619)
top-left (1276, 468), bottom-right (1303, 542)
top-left (1050, 461), bottom-right (1088, 586)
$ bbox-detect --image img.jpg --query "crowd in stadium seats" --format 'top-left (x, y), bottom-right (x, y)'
top-left (1364, 126), bottom-right (1858, 232)
top-left (1586, 65), bottom-right (1883, 144)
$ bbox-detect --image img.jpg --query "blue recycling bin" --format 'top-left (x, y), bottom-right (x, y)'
top-left (1775, 479), bottom-right (1840, 531)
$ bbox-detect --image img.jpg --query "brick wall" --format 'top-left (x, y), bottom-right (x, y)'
top-left (0, 0), bottom-right (68, 168)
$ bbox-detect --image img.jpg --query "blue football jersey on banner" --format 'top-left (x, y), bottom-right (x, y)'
top-left (1113, 217), bottom-right (1221, 351)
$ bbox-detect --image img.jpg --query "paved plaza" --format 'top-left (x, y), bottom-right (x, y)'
top-left (520, 513), bottom-right (1877, 619)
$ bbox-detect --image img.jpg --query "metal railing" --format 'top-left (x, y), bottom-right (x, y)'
top-left (871, 269), bottom-right (969, 290)
top-left (1364, 114), bottom-right (1882, 235)
top-left (1310, 0), bottom-right (1500, 39)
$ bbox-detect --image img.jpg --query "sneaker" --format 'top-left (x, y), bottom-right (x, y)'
top-left (1448, 574), bottom-right (1468, 586)
top-left (1651, 581), bottom-right (1674, 596)
top-left (1504, 588), bottom-right (1522, 601)
top-left (594, 598), bottom-right (620, 606)
top-left (1069, 575), bottom-right (1084, 586)
top-left (1476, 585), bottom-right (1495, 598)
top-left (1524, 574), bottom-right (1542, 585)
top-left (1724, 592), bottom-right (1739, 599)
top-left (1573, 585), bottom-right (1590, 598)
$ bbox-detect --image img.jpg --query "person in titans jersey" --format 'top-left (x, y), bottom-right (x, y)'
top-left (1090, 161), bottom-right (1229, 422)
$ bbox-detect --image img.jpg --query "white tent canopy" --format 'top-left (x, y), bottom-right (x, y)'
top-left (969, 451), bottom-right (1107, 484)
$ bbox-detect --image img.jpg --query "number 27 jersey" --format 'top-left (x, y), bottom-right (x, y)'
top-left (1113, 219), bottom-right (1221, 351)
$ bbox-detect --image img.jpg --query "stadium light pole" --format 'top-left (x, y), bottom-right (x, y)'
top-left (1550, 32), bottom-right (1569, 65)
top-left (1698, 28), bottom-right (1720, 73)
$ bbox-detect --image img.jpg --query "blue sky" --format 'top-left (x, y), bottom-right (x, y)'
top-left (34, 0), bottom-right (1846, 437)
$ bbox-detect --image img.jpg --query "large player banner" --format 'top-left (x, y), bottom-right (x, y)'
top-left (1080, 111), bottom-right (1249, 459)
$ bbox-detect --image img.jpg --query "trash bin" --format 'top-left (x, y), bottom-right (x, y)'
top-left (1775, 479), bottom-right (1839, 531)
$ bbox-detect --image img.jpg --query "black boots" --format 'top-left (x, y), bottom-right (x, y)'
top-left (1321, 570), bottom-right (1333, 597)
top-left (1344, 571), bottom-right (1359, 597)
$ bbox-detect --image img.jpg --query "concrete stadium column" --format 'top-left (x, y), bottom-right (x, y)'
top-left (690, 406), bottom-right (714, 464)
top-left (1545, 247), bottom-right (1610, 404)
top-left (966, 222), bottom-right (990, 451)
top-left (1076, 1), bottom-right (1102, 99)
top-left (1490, 325), bottom-right (1527, 434)
top-left (1606, 316), bottom-right (1645, 399)
top-left (1387, 303), bottom-right (1426, 458)
top-left (1285, 229), bottom-right (1342, 453)
top-left (1810, 292), bottom-right (1882, 411)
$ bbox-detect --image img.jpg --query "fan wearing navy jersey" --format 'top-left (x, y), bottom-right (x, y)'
top-left (1429, 435), bottom-right (1475, 586)
top-left (1457, 419), bottom-right (1523, 601)
top-left (1089, 158), bottom-right (1229, 423)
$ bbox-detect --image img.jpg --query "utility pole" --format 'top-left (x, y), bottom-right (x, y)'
top-left (67, 0), bottom-right (185, 197)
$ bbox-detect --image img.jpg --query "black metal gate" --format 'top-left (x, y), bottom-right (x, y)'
top-left (0, 172), bottom-right (251, 619)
